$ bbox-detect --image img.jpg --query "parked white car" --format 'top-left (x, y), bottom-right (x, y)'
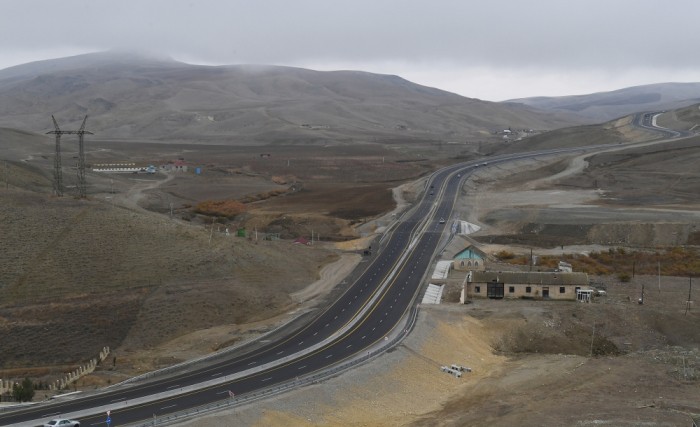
top-left (44, 419), bottom-right (80, 427)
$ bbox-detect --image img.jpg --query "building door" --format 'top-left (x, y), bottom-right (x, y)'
top-left (487, 282), bottom-right (504, 299)
top-left (542, 287), bottom-right (550, 299)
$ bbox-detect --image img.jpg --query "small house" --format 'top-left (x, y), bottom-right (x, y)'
top-left (465, 270), bottom-right (590, 301)
top-left (453, 245), bottom-right (487, 271)
top-left (174, 160), bottom-right (188, 172)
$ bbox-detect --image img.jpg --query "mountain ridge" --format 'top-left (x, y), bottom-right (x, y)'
top-left (505, 82), bottom-right (700, 122)
top-left (0, 51), bottom-right (579, 144)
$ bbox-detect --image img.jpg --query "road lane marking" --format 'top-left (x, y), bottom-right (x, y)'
top-left (325, 354), bottom-right (333, 358)
top-left (261, 377), bottom-right (273, 382)
top-left (167, 384), bottom-right (180, 389)
top-left (277, 351), bottom-right (284, 355)
top-left (211, 372), bottom-right (222, 377)
top-left (161, 404), bottom-right (177, 409)
top-left (346, 344), bottom-right (352, 348)
top-left (248, 361), bottom-right (256, 365)
top-left (298, 365), bottom-right (306, 370)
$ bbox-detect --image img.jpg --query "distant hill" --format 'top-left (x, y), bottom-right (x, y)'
top-left (0, 51), bottom-right (578, 144)
top-left (505, 82), bottom-right (700, 124)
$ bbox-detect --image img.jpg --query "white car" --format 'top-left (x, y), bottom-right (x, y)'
top-left (44, 419), bottom-right (80, 427)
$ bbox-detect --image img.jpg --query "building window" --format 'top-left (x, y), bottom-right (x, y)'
top-left (560, 286), bottom-right (566, 294)
top-left (509, 286), bottom-right (515, 293)
top-left (526, 286), bottom-right (532, 293)
top-left (475, 286), bottom-right (481, 293)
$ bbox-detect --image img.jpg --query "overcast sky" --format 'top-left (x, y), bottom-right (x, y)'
top-left (2, 0), bottom-right (699, 101)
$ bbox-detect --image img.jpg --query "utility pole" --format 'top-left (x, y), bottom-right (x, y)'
top-left (686, 275), bottom-right (693, 315)
top-left (590, 321), bottom-right (596, 357)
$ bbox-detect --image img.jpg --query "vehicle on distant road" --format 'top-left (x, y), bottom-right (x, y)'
top-left (44, 419), bottom-right (80, 427)
top-left (439, 218), bottom-right (446, 224)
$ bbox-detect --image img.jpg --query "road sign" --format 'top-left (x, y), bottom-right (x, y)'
top-left (106, 415), bottom-right (112, 426)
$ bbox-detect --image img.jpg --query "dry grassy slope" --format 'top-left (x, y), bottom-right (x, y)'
top-left (0, 189), bottom-right (337, 368)
top-left (657, 103), bottom-right (700, 130)
top-left (495, 115), bottom-right (659, 154)
top-left (0, 51), bottom-right (577, 143)
top-left (561, 136), bottom-right (700, 207)
top-left (0, 128), bottom-right (55, 191)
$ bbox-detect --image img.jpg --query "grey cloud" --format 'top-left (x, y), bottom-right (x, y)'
top-left (2, 0), bottom-right (699, 99)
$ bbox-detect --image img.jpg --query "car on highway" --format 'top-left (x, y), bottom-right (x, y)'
top-left (439, 218), bottom-right (446, 224)
top-left (44, 419), bottom-right (80, 427)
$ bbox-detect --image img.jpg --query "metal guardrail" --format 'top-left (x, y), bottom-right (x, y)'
top-left (128, 306), bottom-right (421, 427)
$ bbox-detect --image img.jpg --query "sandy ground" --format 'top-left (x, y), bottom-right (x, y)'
top-left (178, 295), bottom-right (699, 427)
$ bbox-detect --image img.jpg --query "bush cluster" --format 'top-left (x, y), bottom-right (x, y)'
top-left (497, 247), bottom-right (699, 278)
top-left (193, 199), bottom-right (246, 218)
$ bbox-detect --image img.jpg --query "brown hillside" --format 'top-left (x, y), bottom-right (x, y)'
top-left (0, 51), bottom-right (579, 144)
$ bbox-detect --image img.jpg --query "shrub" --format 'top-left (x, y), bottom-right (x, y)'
top-left (194, 199), bottom-right (246, 218)
top-left (12, 378), bottom-right (35, 402)
top-left (495, 250), bottom-right (515, 260)
top-left (618, 272), bottom-right (631, 282)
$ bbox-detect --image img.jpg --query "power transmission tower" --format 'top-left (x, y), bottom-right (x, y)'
top-left (46, 115), bottom-right (93, 198)
top-left (47, 115), bottom-right (65, 196)
top-left (75, 116), bottom-right (93, 198)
